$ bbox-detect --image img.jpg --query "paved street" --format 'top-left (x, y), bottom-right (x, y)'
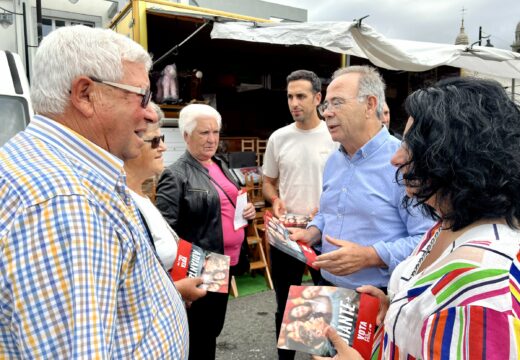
top-left (216, 288), bottom-right (311, 360)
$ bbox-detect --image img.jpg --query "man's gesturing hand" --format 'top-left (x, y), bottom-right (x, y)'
top-left (312, 235), bottom-right (384, 275)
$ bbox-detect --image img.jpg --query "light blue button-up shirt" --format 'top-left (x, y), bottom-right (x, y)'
top-left (309, 127), bottom-right (434, 289)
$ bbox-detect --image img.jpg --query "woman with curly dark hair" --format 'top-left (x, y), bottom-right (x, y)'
top-left (399, 78), bottom-right (520, 231)
top-left (315, 77), bottom-right (520, 360)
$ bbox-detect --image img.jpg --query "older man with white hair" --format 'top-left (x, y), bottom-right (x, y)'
top-left (291, 66), bottom-right (432, 292)
top-left (0, 26), bottom-right (188, 358)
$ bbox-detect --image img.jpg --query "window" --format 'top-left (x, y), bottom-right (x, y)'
top-left (41, 17), bottom-right (94, 37)
top-left (0, 96), bottom-right (30, 147)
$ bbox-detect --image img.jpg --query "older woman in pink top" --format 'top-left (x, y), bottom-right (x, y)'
top-left (156, 104), bottom-right (256, 360)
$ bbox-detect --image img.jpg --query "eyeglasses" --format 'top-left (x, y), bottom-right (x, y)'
top-left (143, 135), bottom-right (165, 149)
top-left (317, 96), bottom-right (362, 117)
top-left (90, 77), bottom-right (152, 108)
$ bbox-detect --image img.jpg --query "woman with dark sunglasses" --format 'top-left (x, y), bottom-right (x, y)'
top-left (125, 102), bottom-right (207, 305)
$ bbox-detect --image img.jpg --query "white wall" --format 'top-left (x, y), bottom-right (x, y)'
top-left (0, 0), bottom-right (116, 78)
top-left (0, 1), bottom-right (22, 54)
top-left (162, 126), bottom-right (186, 168)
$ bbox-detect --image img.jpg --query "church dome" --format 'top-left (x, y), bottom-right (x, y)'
top-left (455, 32), bottom-right (469, 45)
top-left (511, 22), bottom-right (520, 52)
top-left (455, 19), bottom-right (469, 45)
top-left (513, 20), bottom-right (520, 52)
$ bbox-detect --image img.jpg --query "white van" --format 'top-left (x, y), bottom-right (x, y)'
top-left (0, 50), bottom-right (33, 146)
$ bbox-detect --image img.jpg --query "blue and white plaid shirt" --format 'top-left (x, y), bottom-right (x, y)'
top-left (0, 116), bottom-right (188, 359)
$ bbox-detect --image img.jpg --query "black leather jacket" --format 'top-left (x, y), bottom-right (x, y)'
top-left (155, 151), bottom-right (240, 254)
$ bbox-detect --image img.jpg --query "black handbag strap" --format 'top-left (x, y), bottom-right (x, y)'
top-left (208, 175), bottom-right (237, 208)
top-left (138, 209), bottom-right (155, 250)
top-left (189, 159), bottom-right (240, 208)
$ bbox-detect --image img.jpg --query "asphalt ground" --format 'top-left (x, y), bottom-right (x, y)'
top-left (216, 288), bottom-right (312, 360)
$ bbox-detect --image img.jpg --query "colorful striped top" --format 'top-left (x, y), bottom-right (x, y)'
top-left (372, 222), bottom-right (520, 359)
top-left (0, 116), bottom-right (189, 359)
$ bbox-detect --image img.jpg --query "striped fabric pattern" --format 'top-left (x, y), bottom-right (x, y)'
top-left (378, 223), bottom-right (520, 359)
top-left (511, 251), bottom-right (520, 318)
top-left (422, 306), bottom-right (519, 360)
top-left (0, 116), bottom-right (188, 359)
top-left (370, 325), bottom-right (385, 360)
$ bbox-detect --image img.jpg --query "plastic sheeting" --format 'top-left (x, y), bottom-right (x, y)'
top-left (211, 21), bottom-right (520, 79)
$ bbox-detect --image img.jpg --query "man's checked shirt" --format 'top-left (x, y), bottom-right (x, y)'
top-left (0, 116), bottom-right (188, 358)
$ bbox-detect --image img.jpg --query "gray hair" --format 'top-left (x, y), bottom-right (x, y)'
top-left (178, 104), bottom-right (222, 139)
top-left (287, 70), bottom-right (321, 93)
top-left (146, 102), bottom-right (165, 132)
top-left (31, 25), bottom-right (152, 115)
top-left (332, 66), bottom-right (386, 119)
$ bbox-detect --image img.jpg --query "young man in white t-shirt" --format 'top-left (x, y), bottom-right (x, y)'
top-left (262, 70), bottom-right (336, 360)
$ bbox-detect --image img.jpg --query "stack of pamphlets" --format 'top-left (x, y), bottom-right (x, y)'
top-left (230, 166), bottom-right (262, 186)
top-left (264, 211), bottom-right (317, 268)
top-left (279, 213), bottom-right (312, 229)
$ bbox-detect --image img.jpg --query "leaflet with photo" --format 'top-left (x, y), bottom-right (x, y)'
top-left (264, 211), bottom-right (317, 269)
top-left (279, 213), bottom-right (312, 229)
top-left (170, 239), bottom-right (230, 293)
top-left (231, 166), bottom-right (262, 186)
top-left (277, 285), bottom-right (379, 359)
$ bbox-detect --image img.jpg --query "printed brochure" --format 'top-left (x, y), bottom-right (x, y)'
top-left (264, 211), bottom-right (317, 269)
top-left (231, 166), bottom-right (262, 186)
top-left (279, 213), bottom-right (312, 229)
top-left (277, 285), bottom-right (379, 359)
top-left (170, 239), bottom-right (230, 293)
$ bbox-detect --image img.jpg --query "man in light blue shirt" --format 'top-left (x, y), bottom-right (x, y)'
top-left (291, 65), bottom-right (433, 290)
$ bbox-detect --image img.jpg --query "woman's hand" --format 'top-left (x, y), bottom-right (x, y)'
top-left (175, 277), bottom-right (207, 303)
top-left (356, 285), bottom-right (390, 326)
top-left (242, 202), bottom-right (256, 220)
top-left (312, 327), bottom-right (363, 360)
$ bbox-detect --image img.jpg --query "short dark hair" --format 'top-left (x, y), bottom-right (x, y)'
top-left (399, 77), bottom-right (520, 231)
top-left (287, 70), bottom-right (321, 93)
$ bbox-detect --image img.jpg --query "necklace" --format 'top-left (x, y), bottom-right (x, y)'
top-left (410, 223), bottom-right (442, 277)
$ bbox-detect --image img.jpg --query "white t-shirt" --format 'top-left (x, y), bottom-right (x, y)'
top-left (130, 189), bottom-right (179, 271)
top-left (262, 121), bottom-right (337, 214)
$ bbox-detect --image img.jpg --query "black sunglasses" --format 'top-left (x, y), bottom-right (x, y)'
top-left (143, 135), bottom-right (165, 149)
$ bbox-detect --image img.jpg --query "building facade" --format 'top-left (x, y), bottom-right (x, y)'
top-left (0, 0), bottom-right (305, 81)
top-left (0, 0), bottom-right (118, 81)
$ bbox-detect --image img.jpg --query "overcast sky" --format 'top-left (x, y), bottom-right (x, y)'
top-left (272, 0), bottom-right (519, 51)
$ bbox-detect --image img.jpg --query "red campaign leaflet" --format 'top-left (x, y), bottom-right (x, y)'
top-left (170, 239), bottom-right (230, 293)
top-left (264, 211), bottom-right (317, 269)
top-left (231, 166), bottom-right (262, 186)
top-left (277, 285), bottom-right (379, 359)
top-left (279, 213), bottom-right (312, 229)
